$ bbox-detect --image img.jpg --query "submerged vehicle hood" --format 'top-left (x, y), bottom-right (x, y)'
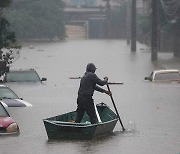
top-left (0, 117), bottom-right (15, 127)
top-left (0, 99), bottom-right (32, 107)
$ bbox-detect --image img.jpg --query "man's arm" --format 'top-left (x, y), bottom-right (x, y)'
top-left (95, 85), bottom-right (111, 96)
top-left (95, 85), bottom-right (106, 93)
top-left (92, 74), bottom-right (108, 86)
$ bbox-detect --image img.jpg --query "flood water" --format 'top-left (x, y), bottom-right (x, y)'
top-left (0, 40), bottom-right (180, 154)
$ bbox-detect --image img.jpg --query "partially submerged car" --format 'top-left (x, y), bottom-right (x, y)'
top-left (145, 69), bottom-right (180, 83)
top-left (0, 102), bottom-right (19, 135)
top-left (0, 85), bottom-right (32, 107)
top-left (3, 69), bottom-right (47, 83)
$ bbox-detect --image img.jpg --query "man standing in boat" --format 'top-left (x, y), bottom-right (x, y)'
top-left (75, 63), bottom-right (111, 124)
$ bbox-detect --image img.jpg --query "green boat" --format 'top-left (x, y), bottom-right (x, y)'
top-left (43, 103), bottom-right (118, 140)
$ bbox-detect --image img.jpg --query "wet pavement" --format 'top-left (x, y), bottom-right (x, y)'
top-left (0, 40), bottom-right (180, 154)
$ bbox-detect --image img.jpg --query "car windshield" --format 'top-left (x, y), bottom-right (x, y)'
top-left (154, 72), bottom-right (180, 81)
top-left (0, 87), bottom-right (19, 99)
top-left (0, 103), bottom-right (9, 117)
top-left (5, 70), bottom-right (41, 82)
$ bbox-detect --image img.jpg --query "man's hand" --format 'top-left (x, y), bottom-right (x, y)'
top-left (104, 76), bottom-right (108, 81)
top-left (105, 90), bottom-right (112, 96)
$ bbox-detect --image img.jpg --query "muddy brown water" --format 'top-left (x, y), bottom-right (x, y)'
top-left (0, 40), bottom-right (180, 154)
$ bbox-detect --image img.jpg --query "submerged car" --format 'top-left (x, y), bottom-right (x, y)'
top-left (145, 69), bottom-right (180, 83)
top-left (0, 85), bottom-right (32, 107)
top-left (3, 69), bottom-right (47, 83)
top-left (0, 102), bottom-right (19, 134)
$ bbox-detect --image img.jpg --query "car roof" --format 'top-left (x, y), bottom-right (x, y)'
top-left (0, 85), bottom-right (7, 88)
top-left (153, 69), bottom-right (180, 74)
top-left (7, 69), bottom-right (36, 72)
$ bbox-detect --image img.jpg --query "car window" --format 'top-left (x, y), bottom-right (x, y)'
top-left (0, 103), bottom-right (9, 117)
top-left (0, 87), bottom-right (19, 99)
top-left (154, 72), bottom-right (180, 81)
top-left (5, 71), bottom-right (41, 82)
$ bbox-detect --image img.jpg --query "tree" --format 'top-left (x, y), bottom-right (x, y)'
top-left (0, 0), bottom-right (20, 76)
top-left (5, 0), bottom-right (66, 40)
top-left (0, 0), bottom-right (12, 8)
top-left (110, 3), bottom-right (127, 38)
top-left (138, 0), bottom-right (180, 57)
top-left (0, 17), bottom-right (16, 49)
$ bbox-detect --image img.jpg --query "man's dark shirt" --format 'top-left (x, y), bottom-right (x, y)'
top-left (78, 72), bottom-right (107, 98)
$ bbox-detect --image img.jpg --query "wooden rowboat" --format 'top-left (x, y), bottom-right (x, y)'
top-left (43, 103), bottom-right (118, 140)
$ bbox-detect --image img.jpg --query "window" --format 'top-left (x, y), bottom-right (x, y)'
top-left (0, 87), bottom-right (19, 99)
top-left (5, 70), bottom-right (41, 82)
top-left (0, 103), bottom-right (9, 117)
top-left (154, 72), bottom-right (180, 81)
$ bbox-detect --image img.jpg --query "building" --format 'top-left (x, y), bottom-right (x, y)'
top-left (62, 0), bottom-right (122, 7)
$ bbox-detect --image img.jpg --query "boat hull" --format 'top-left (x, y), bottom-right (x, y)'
top-left (43, 103), bottom-right (118, 140)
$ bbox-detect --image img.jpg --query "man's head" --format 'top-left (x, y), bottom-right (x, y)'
top-left (86, 63), bottom-right (97, 73)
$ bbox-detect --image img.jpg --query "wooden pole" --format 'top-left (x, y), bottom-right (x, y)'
top-left (107, 83), bottom-right (125, 131)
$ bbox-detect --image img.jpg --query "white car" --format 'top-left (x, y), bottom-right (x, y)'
top-left (145, 69), bottom-right (180, 83)
top-left (0, 85), bottom-right (32, 107)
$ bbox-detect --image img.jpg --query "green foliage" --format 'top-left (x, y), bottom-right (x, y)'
top-left (138, 14), bottom-right (151, 34)
top-left (0, 0), bottom-right (12, 8)
top-left (110, 3), bottom-right (128, 38)
top-left (5, 0), bottom-right (65, 40)
top-left (138, 1), bottom-right (180, 38)
top-left (0, 16), bottom-right (19, 49)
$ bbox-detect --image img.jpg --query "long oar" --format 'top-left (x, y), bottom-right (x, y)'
top-left (107, 83), bottom-right (125, 131)
top-left (69, 77), bottom-right (123, 85)
top-left (94, 102), bottom-right (102, 123)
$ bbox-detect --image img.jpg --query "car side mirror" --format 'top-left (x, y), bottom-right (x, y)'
top-left (144, 77), bottom-right (150, 80)
top-left (41, 77), bottom-right (47, 81)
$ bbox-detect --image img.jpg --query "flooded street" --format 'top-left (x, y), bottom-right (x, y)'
top-left (0, 40), bottom-right (180, 154)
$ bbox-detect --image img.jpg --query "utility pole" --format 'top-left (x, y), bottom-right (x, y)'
top-left (105, 0), bottom-right (111, 39)
top-left (126, 0), bottom-right (131, 45)
top-left (151, 0), bottom-right (158, 61)
top-left (131, 0), bottom-right (136, 52)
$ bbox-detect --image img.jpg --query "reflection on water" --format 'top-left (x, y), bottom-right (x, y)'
top-left (46, 131), bottom-right (127, 154)
top-left (126, 121), bottom-right (137, 133)
top-left (0, 40), bottom-right (179, 154)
